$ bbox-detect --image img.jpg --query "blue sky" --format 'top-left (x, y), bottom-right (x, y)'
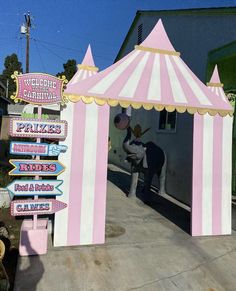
top-left (0, 0), bottom-right (236, 76)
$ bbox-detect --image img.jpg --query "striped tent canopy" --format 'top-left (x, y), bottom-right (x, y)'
top-left (207, 65), bottom-right (229, 104)
top-left (65, 19), bottom-right (233, 117)
top-left (67, 44), bottom-right (98, 86)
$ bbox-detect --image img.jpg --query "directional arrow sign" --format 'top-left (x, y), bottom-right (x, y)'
top-left (6, 180), bottom-right (63, 199)
top-left (11, 199), bottom-right (67, 216)
top-left (10, 118), bottom-right (67, 140)
top-left (10, 141), bottom-right (68, 157)
top-left (9, 159), bottom-right (66, 176)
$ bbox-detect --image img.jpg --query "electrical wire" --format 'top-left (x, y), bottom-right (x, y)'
top-left (33, 38), bottom-right (114, 62)
top-left (35, 40), bottom-right (66, 62)
top-left (33, 39), bottom-right (46, 72)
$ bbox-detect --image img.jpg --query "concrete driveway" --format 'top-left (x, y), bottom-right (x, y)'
top-left (14, 165), bottom-right (236, 291)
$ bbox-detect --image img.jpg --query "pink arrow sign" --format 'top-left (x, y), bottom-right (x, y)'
top-left (11, 199), bottom-right (67, 216)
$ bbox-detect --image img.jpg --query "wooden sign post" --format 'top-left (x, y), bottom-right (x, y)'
top-left (8, 72), bottom-right (68, 256)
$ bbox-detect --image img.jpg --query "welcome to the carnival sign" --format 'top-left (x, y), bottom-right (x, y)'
top-left (11, 72), bottom-right (68, 104)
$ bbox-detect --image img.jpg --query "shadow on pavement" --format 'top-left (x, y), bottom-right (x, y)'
top-left (107, 167), bottom-right (190, 234)
top-left (14, 231), bottom-right (44, 291)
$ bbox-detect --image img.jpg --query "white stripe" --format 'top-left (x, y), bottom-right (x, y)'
top-left (81, 71), bottom-right (87, 80)
top-left (70, 70), bottom-right (82, 84)
top-left (119, 52), bottom-right (150, 98)
top-left (202, 114), bottom-right (214, 235)
top-left (173, 57), bottom-right (212, 106)
top-left (219, 88), bottom-right (228, 103)
top-left (221, 115), bottom-right (233, 234)
top-left (89, 50), bottom-right (140, 94)
top-left (165, 55), bottom-right (187, 103)
top-left (147, 53), bottom-right (161, 101)
top-left (54, 102), bottom-right (74, 246)
top-left (80, 103), bottom-right (98, 244)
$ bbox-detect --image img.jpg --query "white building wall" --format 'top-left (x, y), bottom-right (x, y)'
top-left (109, 9), bottom-right (236, 206)
top-left (109, 107), bottom-right (193, 206)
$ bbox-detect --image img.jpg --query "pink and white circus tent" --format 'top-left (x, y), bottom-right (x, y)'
top-left (65, 20), bottom-right (232, 117)
top-left (207, 65), bottom-right (229, 103)
top-left (58, 19), bottom-right (233, 243)
top-left (54, 45), bottom-right (110, 247)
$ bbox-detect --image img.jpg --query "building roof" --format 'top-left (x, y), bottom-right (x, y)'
top-left (65, 19), bottom-right (233, 116)
top-left (115, 7), bottom-right (236, 62)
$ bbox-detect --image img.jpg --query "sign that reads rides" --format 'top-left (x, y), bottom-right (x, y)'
top-left (10, 72), bottom-right (67, 104)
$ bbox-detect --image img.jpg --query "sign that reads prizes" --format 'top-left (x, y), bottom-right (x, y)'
top-left (10, 118), bottom-right (67, 139)
top-left (11, 72), bottom-right (67, 104)
top-left (9, 159), bottom-right (65, 176)
top-left (11, 199), bottom-right (67, 216)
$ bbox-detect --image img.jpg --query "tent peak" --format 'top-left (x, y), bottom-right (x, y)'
top-left (207, 65), bottom-right (223, 87)
top-left (81, 44), bottom-right (95, 67)
top-left (140, 19), bottom-right (176, 52)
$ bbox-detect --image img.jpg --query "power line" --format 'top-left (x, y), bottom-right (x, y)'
top-left (35, 40), bottom-right (67, 62)
top-left (33, 39), bottom-right (46, 72)
top-left (33, 38), bottom-right (114, 62)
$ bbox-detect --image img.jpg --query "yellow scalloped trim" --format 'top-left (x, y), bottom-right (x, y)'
top-left (94, 98), bottom-right (106, 106)
top-left (207, 82), bottom-right (223, 87)
top-left (154, 104), bottom-right (165, 111)
top-left (77, 64), bottom-right (99, 72)
top-left (176, 106), bottom-right (186, 113)
top-left (63, 93), bottom-right (233, 116)
top-left (135, 45), bottom-right (180, 56)
top-left (187, 107), bottom-right (197, 114)
top-left (108, 99), bottom-right (119, 107)
top-left (165, 105), bottom-right (176, 112)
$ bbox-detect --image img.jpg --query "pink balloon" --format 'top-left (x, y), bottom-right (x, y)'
top-left (114, 113), bottom-right (130, 130)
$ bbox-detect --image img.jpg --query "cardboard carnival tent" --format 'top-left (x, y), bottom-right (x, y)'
top-left (54, 45), bottom-right (110, 246)
top-left (54, 19), bottom-right (233, 247)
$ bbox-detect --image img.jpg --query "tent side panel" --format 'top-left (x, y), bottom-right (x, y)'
top-left (54, 102), bottom-right (110, 246)
top-left (192, 113), bottom-right (232, 236)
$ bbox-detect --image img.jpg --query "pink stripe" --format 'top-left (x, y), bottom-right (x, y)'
top-left (212, 115), bottom-right (223, 234)
top-left (92, 104), bottom-right (110, 243)
top-left (176, 58), bottom-right (231, 111)
top-left (105, 51), bottom-right (145, 99)
top-left (192, 114), bottom-right (204, 235)
top-left (67, 102), bottom-right (86, 245)
top-left (160, 54), bottom-right (174, 105)
top-left (66, 51), bottom-right (136, 95)
top-left (169, 56), bottom-right (201, 108)
top-left (133, 53), bottom-right (155, 102)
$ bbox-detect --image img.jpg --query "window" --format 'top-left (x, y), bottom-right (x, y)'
top-left (137, 24), bottom-right (143, 45)
top-left (157, 110), bottom-right (177, 132)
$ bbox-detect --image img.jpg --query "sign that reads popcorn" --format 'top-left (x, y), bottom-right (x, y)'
top-left (11, 72), bottom-right (67, 104)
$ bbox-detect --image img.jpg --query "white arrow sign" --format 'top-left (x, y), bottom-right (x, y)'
top-left (7, 180), bottom-right (63, 199)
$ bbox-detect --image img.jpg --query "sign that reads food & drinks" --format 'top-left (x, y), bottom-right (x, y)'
top-left (10, 118), bottom-right (68, 139)
top-left (7, 179), bottom-right (63, 198)
top-left (11, 72), bottom-right (67, 104)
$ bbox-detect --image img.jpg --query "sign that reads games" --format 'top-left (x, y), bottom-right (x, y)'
top-left (11, 72), bottom-right (67, 104)
top-left (10, 118), bottom-right (68, 139)
top-left (11, 199), bottom-right (67, 216)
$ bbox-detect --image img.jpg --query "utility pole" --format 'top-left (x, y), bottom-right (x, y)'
top-left (23, 12), bottom-right (32, 73)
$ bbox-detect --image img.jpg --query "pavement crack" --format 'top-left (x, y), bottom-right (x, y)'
top-left (128, 248), bottom-right (236, 290)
